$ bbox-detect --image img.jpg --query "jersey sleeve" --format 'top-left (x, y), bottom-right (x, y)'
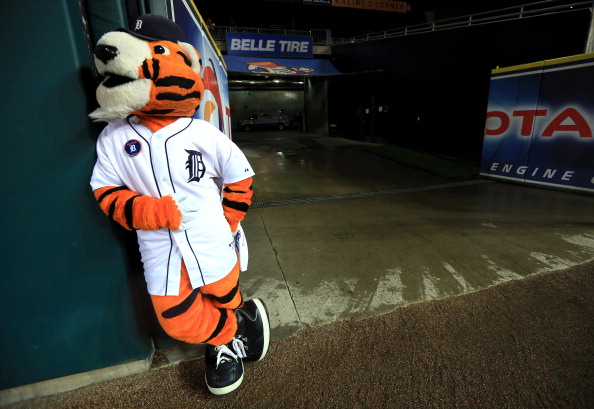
top-left (90, 133), bottom-right (124, 191)
top-left (215, 136), bottom-right (255, 184)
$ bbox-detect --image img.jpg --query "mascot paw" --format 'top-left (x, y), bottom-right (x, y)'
top-left (170, 192), bottom-right (200, 230)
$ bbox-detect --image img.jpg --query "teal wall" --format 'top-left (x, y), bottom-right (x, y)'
top-left (0, 0), bottom-right (154, 389)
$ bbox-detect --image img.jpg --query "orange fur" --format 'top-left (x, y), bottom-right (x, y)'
top-left (222, 178), bottom-right (253, 232)
top-left (132, 41), bottom-right (204, 119)
top-left (93, 186), bottom-right (181, 230)
top-left (151, 261), bottom-right (243, 345)
top-left (136, 115), bottom-right (178, 133)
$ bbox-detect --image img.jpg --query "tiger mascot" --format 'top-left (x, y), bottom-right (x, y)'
top-left (89, 14), bottom-right (270, 395)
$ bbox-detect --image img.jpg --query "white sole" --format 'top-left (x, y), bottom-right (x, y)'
top-left (253, 298), bottom-right (270, 361)
top-left (206, 368), bottom-right (244, 396)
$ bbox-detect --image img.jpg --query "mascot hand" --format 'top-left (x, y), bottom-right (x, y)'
top-left (170, 193), bottom-right (200, 230)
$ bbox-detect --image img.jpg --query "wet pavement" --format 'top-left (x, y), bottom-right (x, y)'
top-left (234, 130), bottom-right (594, 341)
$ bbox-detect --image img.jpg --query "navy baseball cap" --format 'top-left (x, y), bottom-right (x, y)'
top-left (119, 14), bottom-right (184, 43)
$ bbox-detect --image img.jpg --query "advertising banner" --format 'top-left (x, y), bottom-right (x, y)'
top-left (226, 33), bottom-right (313, 59)
top-left (224, 55), bottom-right (341, 75)
top-left (481, 53), bottom-right (594, 194)
top-left (171, 0), bottom-right (232, 137)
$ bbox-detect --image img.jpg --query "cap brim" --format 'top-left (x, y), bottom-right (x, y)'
top-left (117, 27), bottom-right (170, 42)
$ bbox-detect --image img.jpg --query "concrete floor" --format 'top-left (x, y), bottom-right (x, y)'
top-left (232, 130), bottom-right (594, 341)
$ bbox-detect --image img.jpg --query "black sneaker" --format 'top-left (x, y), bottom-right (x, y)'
top-left (204, 338), bottom-right (246, 395)
top-left (235, 298), bottom-right (271, 362)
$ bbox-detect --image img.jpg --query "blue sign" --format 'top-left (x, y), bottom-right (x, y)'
top-left (481, 53), bottom-right (594, 194)
top-left (226, 33), bottom-right (313, 58)
top-left (224, 55), bottom-right (341, 75)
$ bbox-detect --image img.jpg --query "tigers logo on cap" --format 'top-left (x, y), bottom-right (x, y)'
top-left (118, 13), bottom-right (184, 43)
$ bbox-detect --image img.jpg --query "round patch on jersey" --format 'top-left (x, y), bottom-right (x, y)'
top-left (124, 139), bottom-right (142, 157)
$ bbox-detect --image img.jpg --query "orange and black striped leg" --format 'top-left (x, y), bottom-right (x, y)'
top-left (201, 262), bottom-right (243, 310)
top-left (150, 263), bottom-right (240, 346)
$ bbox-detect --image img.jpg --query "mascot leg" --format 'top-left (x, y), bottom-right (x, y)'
top-left (150, 262), bottom-right (270, 395)
top-left (150, 262), bottom-right (242, 345)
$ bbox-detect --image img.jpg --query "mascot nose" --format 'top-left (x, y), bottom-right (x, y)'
top-left (94, 44), bottom-right (119, 64)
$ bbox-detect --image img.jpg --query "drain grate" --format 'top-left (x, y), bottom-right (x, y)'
top-left (250, 179), bottom-right (489, 209)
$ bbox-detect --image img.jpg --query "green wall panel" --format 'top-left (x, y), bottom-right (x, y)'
top-left (0, 0), bottom-right (153, 389)
top-left (85, 0), bottom-right (128, 45)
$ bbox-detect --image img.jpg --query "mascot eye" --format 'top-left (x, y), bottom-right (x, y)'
top-left (153, 45), bottom-right (170, 55)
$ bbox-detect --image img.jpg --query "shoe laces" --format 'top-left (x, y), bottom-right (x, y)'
top-left (214, 337), bottom-right (247, 368)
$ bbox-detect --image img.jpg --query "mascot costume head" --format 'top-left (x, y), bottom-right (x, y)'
top-left (90, 14), bottom-right (204, 129)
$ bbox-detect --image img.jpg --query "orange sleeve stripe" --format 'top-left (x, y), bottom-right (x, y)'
top-left (93, 186), bottom-right (181, 231)
top-left (94, 186), bottom-right (138, 230)
top-left (222, 177), bottom-right (253, 232)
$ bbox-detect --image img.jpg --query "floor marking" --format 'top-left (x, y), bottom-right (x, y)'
top-left (251, 179), bottom-right (491, 209)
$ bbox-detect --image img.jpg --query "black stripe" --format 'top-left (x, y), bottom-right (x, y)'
top-left (177, 51), bottom-right (192, 67)
top-left (142, 60), bottom-right (151, 79)
top-left (203, 308), bottom-right (228, 343)
top-left (222, 198), bottom-right (250, 213)
top-left (164, 230), bottom-right (174, 295)
top-left (152, 59), bottom-right (160, 80)
top-left (156, 91), bottom-right (202, 102)
top-left (161, 288), bottom-right (200, 319)
top-left (107, 197), bottom-right (118, 220)
top-left (124, 195), bottom-right (140, 230)
top-left (140, 108), bottom-right (175, 115)
top-left (223, 184), bottom-right (253, 194)
top-left (203, 282), bottom-right (240, 305)
top-left (97, 186), bottom-right (128, 204)
top-left (155, 76), bottom-right (195, 88)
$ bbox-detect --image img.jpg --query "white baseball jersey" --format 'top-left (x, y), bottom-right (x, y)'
top-left (90, 116), bottom-right (255, 296)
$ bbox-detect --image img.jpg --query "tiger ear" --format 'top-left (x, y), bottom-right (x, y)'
top-left (179, 42), bottom-right (202, 74)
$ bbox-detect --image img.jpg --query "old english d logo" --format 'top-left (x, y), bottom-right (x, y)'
top-left (185, 149), bottom-right (206, 182)
top-left (125, 139), bottom-right (142, 157)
